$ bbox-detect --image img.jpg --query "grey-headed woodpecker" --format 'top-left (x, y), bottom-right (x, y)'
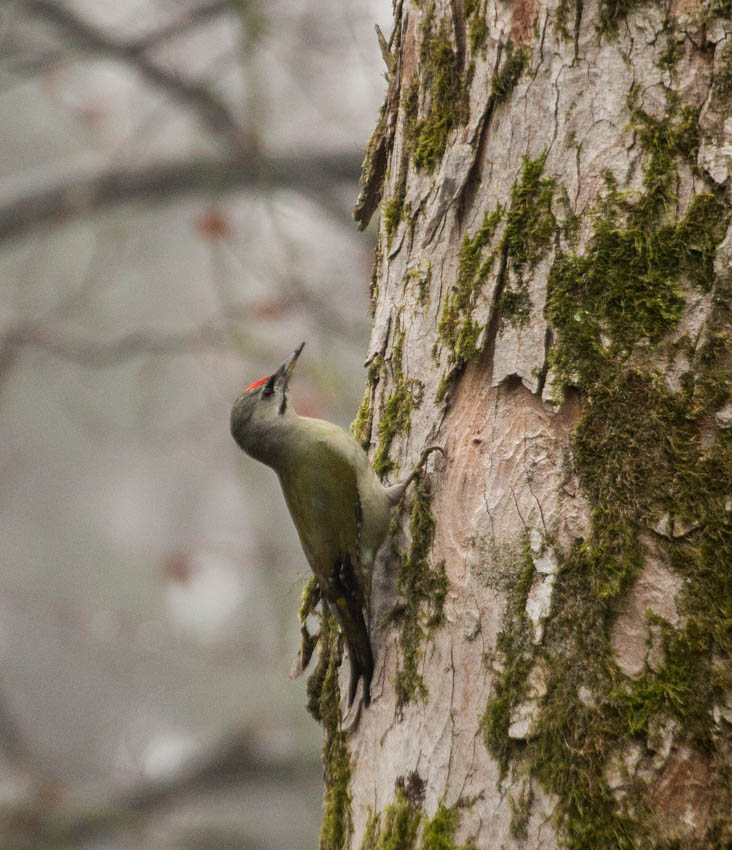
top-left (230, 343), bottom-right (442, 709)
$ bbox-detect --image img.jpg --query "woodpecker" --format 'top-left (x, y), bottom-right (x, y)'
top-left (230, 342), bottom-right (442, 709)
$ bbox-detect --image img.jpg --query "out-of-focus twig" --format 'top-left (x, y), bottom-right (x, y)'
top-left (0, 149), bottom-right (362, 245)
top-left (129, 0), bottom-right (234, 53)
top-left (22, 0), bottom-right (246, 151)
top-left (5, 321), bottom-right (241, 366)
top-left (3, 1), bottom-right (232, 79)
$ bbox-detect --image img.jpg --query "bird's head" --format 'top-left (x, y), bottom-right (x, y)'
top-left (230, 342), bottom-right (305, 463)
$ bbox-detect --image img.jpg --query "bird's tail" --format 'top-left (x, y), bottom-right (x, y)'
top-left (331, 595), bottom-right (373, 707)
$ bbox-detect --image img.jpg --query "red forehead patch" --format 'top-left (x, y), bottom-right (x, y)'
top-left (244, 375), bottom-right (269, 391)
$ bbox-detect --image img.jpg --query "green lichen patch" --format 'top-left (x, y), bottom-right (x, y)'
top-left (395, 484), bottom-right (447, 708)
top-left (413, 14), bottom-right (470, 172)
top-left (374, 328), bottom-right (424, 478)
top-left (318, 610), bottom-right (353, 850)
top-left (491, 41), bottom-right (531, 104)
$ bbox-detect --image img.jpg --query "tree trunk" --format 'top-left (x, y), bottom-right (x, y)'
top-left (315, 1), bottom-right (732, 847)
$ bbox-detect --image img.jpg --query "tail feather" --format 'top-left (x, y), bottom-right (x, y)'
top-left (331, 595), bottom-right (373, 707)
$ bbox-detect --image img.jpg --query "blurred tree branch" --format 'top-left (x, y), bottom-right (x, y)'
top-left (0, 150), bottom-right (362, 245)
top-left (2, 2), bottom-right (366, 243)
top-left (4, 319), bottom-right (251, 367)
top-left (22, 0), bottom-right (246, 150)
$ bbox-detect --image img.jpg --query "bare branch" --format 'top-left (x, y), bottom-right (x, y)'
top-left (9, 323), bottom-right (239, 366)
top-left (0, 149), bottom-right (362, 244)
top-left (22, 0), bottom-right (246, 150)
top-left (129, 1), bottom-right (234, 53)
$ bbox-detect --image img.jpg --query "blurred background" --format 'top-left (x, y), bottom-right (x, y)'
top-left (0, 1), bottom-right (389, 847)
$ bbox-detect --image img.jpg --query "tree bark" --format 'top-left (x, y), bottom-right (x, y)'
top-left (314, 1), bottom-right (732, 847)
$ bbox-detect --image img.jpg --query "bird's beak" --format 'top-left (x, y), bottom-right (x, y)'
top-left (273, 341), bottom-right (305, 393)
top-left (281, 341), bottom-right (305, 383)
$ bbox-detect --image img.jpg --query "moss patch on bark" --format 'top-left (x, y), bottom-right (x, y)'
top-left (360, 777), bottom-right (475, 850)
top-left (477, 87), bottom-right (732, 849)
top-left (436, 152), bottom-right (558, 397)
top-left (393, 484), bottom-right (447, 708)
top-left (317, 609), bottom-right (354, 850)
top-left (374, 325), bottom-right (424, 478)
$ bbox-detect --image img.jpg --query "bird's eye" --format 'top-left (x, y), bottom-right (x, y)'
top-left (261, 374), bottom-right (277, 397)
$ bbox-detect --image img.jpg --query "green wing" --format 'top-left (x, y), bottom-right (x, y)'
top-left (278, 437), bottom-right (361, 585)
top-left (278, 437), bottom-right (373, 706)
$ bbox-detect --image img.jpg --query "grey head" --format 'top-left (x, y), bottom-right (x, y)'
top-left (230, 342), bottom-right (305, 467)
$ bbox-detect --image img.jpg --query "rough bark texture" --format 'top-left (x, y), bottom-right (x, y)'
top-left (315, 0), bottom-right (732, 848)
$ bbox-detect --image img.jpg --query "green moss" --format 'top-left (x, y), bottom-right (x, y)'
top-left (360, 787), bottom-right (420, 850)
top-left (382, 790), bottom-right (422, 849)
top-left (657, 36), bottom-right (681, 77)
top-left (405, 263), bottom-right (432, 309)
top-left (480, 540), bottom-right (536, 776)
top-left (465, 0), bottom-right (488, 54)
top-left (318, 610), bottom-right (353, 850)
top-left (299, 575), bottom-right (321, 622)
top-left (503, 152), bottom-right (557, 268)
top-left (546, 99), bottom-right (727, 390)
top-left (384, 196), bottom-right (405, 248)
top-left (370, 237), bottom-right (384, 317)
top-left (508, 785), bottom-right (534, 841)
top-left (361, 810), bottom-right (382, 850)
top-left (352, 354), bottom-right (383, 448)
top-left (434, 371), bottom-right (451, 403)
top-left (597, 0), bottom-right (654, 37)
top-left (413, 14), bottom-right (470, 172)
top-left (437, 205), bottom-right (503, 369)
top-left (437, 152), bottom-right (558, 392)
top-left (477, 90), bottom-right (732, 850)
top-left (491, 41), bottom-right (531, 104)
top-left (293, 576), bottom-right (321, 683)
top-left (395, 484), bottom-right (447, 707)
top-left (383, 82), bottom-right (420, 247)
top-left (713, 39), bottom-right (732, 99)
top-left (420, 804), bottom-right (458, 850)
top-left (360, 785), bottom-right (474, 850)
top-left (499, 287), bottom-right (532, 329)
top-left (555, 0), bottom-right (578, 41)
top-left (374, 328), bottom-right (423, 477)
